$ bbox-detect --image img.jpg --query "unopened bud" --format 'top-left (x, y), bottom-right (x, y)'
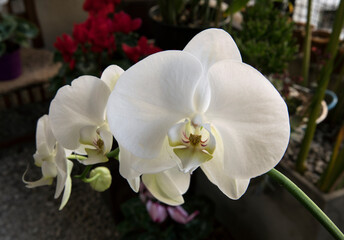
top-left (89, 167), bottom-right (112, 192)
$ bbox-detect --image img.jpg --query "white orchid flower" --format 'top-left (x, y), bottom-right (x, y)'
top-left (106, 28), bottom-right (290, 203)
top-left (23, 115), bottom-right (73, 210)
top-left (49, 65), bottom-right (124, 165)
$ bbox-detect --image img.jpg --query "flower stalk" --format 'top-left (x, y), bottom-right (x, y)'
top-left (267, 168), bottom-right (344, 240)
top-left (301, 0), bottom-right (312, 86)
top-left (296, 0), bottom-right (344, 173)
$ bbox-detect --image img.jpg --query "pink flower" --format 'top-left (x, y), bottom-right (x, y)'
top-left (83, 0), bottom-right (119, 16)
top-left (167, 206), bottom-right (200, 224)
top-left (146, 200), bottom-right (168, 223)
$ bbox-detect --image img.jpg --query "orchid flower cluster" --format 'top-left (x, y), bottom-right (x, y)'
top-left (51, 0), bottom-right (161, 92)
top-left (24, 29), bottom-right (290, 213)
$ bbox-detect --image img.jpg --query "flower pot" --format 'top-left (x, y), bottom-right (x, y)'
top-left (193, 164), bottom-right (344, 240)
top-left (0, 48), bottom-right (22, 81)
top-left (148, 5), bottom-right (230, 50)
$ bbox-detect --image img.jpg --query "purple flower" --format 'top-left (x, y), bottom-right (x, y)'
top-left (146, 200), bottom-right (168, 223)
top-left (167, 206), bottom-right (199, 224)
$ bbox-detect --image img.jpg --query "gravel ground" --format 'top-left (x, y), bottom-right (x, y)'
top-left (0, 102), bottom-right (118, 240)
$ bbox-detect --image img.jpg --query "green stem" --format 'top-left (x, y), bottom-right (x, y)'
top-left (267, 168), bottom-right (344, 240)
top-left (301, 0), bottom-right (312, 86)
top-left (74, 165), bottom-right (92, 179)
top-left (106, 147), bottom-right (119, 160)
top-left (296, 0), bottom-right (344, 173)
top-left (82, 173), bottom-right (100, 183)
top-left (68, 154), bottom-right (87, 161)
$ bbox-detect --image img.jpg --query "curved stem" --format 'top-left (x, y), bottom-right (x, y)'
top-left (106, 147), bottom-right (119, 160)
top-left (82, 173), bottom-right (100, 183)
top-left (267, 168), bottom-right (344, 240)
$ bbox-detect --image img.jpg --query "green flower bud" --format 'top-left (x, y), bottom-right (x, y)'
top-left (89, 167), bottom-right (112, 192)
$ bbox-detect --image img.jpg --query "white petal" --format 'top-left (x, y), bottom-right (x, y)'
top-left (201, 128), bottom-right (250, 199)
top-left (183, 29), bottom-right (242, 112)
top-left (59, 160), bottom-right (73, 210)
top-left (83, 148), bottom-right (109, 165)
top-left (119, 138), bottom-right (178, 175)
top-left (98, 125), bottom-right (113, 154)
top-left (54, 143), bottom-right (68, 199)
top-left (183, 28), bottom-right (242, 70)
top-left (42, 160), bottom-right (57, 178)
top-left (79, 125), bottom-right (98, 145)
top-left (206, 60), bottom-right (290, 179)
top-left (142, 167), bottom-right (190, 206)
top-left (49, 76), bottom-right (110, 150)
top-left (36, 115), bottom-right (56, 155)
top-left (127, 177), bottom-right (141, 192)
top-left (107, 51), bottom-right (203, 159)
top-left (24, 177), bottom-right (53, 188)
top-left (100, 65), bottom-right (124, 91)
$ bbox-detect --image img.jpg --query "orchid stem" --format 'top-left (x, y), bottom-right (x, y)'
top-left (267, 168), bottom-right (344, 240)
top-left (106, 147), bottom-right (119, 160)
top-left (74, 165), bottom-right (92, 179)
top-left (82, 173), bottom-right (100, 183)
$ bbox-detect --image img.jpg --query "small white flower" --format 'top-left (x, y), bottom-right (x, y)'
top-left (49, 65), bottom-right (124, 165)
top-left (23, 115), bottom-right (73, 210)
top-left (107, 29), bottom-right (290, 203)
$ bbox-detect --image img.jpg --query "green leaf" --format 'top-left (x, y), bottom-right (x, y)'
top-left (227, 0), bottom-right (250, 14)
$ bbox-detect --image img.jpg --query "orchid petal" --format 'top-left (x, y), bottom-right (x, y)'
top-left (206, 60), bottom-right (290, 179)
top-left (49, 76), bottom-right (111, 150)
top-left (42, 160), bottom-right (57, 178)
top-left (183, 29), bottom-right (242, 112)
top-left (100, 65), bottom-right (124, 91)
top-left (83, 148), bottom-right (109, 165)
top-left (36, 115), bottom-right (56, 154)
top-left (54, 144), bottom-right (68, 199)
top-left (59, 160), bottom-right (73, 210)
top-left (24, 177), bottom-right (54, 188)
top-left (142, 167), bottom-right (190, 206)
top-left (183, 28), bottom-right (242, 70)
top-left (201, 127), bottom-right (250, 199)
top-left (107, 51), bottom-right (203, 159)
top-left (127, 177), bottom-right (141, 192)
top-left (173, 147), bottom-right (212, 173)
top-left (98, 125), bottom-right (113, 154)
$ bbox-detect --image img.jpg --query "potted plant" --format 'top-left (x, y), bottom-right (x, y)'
top-left (148, 0), bottom-right (248, 50)
top-left (50, 0), bottom-right (161, 93)
top-left (0, 10), bottom-right (38, 81)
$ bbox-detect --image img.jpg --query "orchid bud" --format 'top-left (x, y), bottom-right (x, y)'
top-left (89, 167), bottom-right (112, 192)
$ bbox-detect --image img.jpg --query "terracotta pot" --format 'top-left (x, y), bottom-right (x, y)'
top-left (0, 47), bottom-right (22, 81)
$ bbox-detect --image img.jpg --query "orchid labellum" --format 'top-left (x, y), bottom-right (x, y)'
top-left (23, 115), bottom-right (73, 210)
top-left (107, 28), bottom-right (290, 204)
top-left (49, 65), bottom-right (124, 165)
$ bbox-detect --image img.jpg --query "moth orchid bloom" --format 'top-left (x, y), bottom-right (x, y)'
top-left (23, 115), bottom-right (73, 210)
top-left (49, 65), bottom-right (124, 165)
top-left (107, 29), bottom-right (290, 203)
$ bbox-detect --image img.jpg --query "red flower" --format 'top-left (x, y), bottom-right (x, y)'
top-left (122, 36), bottom-right (161, 62)
top-left (112, 11), bottom-right (142, 34)
top-left (73, 22), bottom-right (89, 44)
top-left (83, 0), bottom-right (120, 15)
top-left (88, 15), bottom-right (116, 53)
top-left (54, 34), bottom-right (77, 69)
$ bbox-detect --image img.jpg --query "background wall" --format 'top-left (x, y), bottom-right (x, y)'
top-left (35, 0), bottom-right (87, 50)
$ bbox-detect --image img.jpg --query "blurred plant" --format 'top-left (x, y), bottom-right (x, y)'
top-left (50, 0), bottom-right (161, 93)
top-left (296, 0), bottom-right (344, 173)
top-left (233, 0), bottom-right (298, 75)
top-left (117, 195), bottom-right (214, 240)
top-left (155, 0), bottom-right (248, 27)
top-left (0, 11), bottom-right (38, 56)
